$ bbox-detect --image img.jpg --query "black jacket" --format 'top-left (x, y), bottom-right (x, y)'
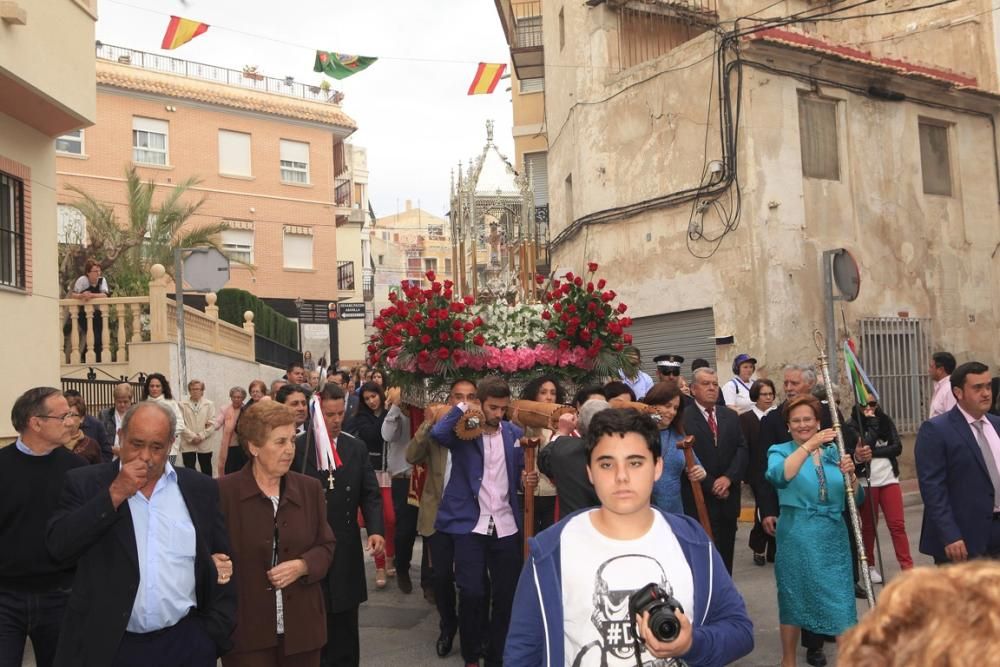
top-left (537, 435), bottom-right (599, 516)
top-left (850, 406), bottom-right (903, 479)
top-left (345, 407), bottom-right (387, 471)
top-left (680, 404), bottom-right (748, 522)
top-left (82, 414), bottom-right (113, 463)
top-left (46, 463), bottom-right (236, 667)
top-left (295, 428), bottom-right (384, 612)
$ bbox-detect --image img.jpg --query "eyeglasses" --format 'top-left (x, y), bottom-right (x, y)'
top-left (36, 412), bottom-right (75, 423)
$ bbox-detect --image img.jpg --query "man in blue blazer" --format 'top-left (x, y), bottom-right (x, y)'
top-left (916, 361), bottom-right (1000, 563)
top-left (430, 376), bottom-right (533, 667)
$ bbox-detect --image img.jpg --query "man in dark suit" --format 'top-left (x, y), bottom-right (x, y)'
top-left (296, 383), bottom-right (384, 667)
top-left (431, 376), bottom-right (531, 667)
top-left (326, 371), bottom-right (360, 418)
top-left (680, 367), bottom-right (747, 574)
top-left (46, 401), bottom-right (235, 667)
top-left (916, 361), bottom-right (1000, 563)
top-left (98, 383), bottom-right (134, 459)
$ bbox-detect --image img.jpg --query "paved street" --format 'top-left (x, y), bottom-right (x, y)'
top-left (21, 501), bottom-right (929, 667)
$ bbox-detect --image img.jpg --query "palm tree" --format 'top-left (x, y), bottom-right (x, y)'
top-left (59, 166), bottom-right (232, 295)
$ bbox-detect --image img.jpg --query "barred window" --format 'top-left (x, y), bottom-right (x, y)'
top-left (858, 317), bottom-right (932, 433)
top-left (0, 172), bottom-right (25, 289)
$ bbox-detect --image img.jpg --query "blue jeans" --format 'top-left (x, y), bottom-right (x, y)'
top-left (0, 588), bottom-right (70, 667)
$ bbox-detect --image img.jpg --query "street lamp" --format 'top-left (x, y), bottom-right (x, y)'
top-left (294, 296), bottom-right (304, 354)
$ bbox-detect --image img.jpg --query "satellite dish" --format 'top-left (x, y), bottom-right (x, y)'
top-left (831, 248), bottom-right (860, 302)
top-left (182, 247), bottom-right (230, 293)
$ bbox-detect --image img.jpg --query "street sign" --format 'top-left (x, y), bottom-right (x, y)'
top-left (832, 249), bottom-right (861, 302)
top-left (337, 302), bottom-right (366, 320)
top-left (182, 247), bottom-right (230, 293)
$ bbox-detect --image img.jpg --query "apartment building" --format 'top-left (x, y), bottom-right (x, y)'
top-left (494, 0), bottom-right (1000, 433)
top-left (55, 44), bottom-right (362, 360)
top-left (0, 0), bottom-right (97, 440)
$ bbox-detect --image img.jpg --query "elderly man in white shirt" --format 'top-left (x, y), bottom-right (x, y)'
top-left (928, 351), bottom-right (958, 419)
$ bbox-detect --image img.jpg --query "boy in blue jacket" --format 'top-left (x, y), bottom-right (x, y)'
top-left (505, 408), bottom-right (753, 666)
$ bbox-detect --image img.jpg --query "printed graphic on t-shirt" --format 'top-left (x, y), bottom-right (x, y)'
top-left (561, 511), bottom-right (693, 667)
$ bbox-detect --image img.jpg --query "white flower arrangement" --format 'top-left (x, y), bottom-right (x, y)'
top-left (473, 301), bottom-right (548, 348)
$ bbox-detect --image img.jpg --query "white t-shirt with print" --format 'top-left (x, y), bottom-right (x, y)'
top-left (560, 509), bottom-right (694, 667)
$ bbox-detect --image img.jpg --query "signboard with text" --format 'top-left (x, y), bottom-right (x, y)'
top-left (337, 302), bottom-right (366, 320)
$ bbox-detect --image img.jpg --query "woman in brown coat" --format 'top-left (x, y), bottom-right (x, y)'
top-left (219, 400), bottom-right (336, 667)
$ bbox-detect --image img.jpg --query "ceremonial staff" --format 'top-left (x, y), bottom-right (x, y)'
top-left (814, 330), bottom-right (876, 608)
top-left (678, 434), bottom-right (714, 540)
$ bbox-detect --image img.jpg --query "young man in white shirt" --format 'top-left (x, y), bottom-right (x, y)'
top-left (505, 408), bottom-right (753, 667)
top-left (928, 351), bottom-right (957, 419)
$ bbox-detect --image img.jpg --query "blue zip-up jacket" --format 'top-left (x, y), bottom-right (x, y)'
top-left (504, 508), bottom-right (753, 666)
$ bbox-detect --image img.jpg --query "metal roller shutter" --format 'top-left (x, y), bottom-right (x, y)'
top-left (628, 308), bottom-right (717, 378)
top-left (524, 151), bottom-right (548, 206)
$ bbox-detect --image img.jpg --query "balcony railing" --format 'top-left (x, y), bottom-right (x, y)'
top-left (60, 264), bottom-right (254, 368)
top-left (334, 177), bottom-right (352, 207)
top-left (513, 2), bottom-right (543, 49)
top-left (337, 261), bottom-right (355, 291)
top-left (96, 43), bottom-right (343, 105)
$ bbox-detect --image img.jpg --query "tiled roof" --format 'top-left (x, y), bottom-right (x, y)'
top-left (746, 28), bottom-right (983, 92)
top-left (96, 60), bottom-right (357, 130)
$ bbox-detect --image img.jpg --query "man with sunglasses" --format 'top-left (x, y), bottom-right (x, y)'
top-left (654, 354), bottom-right (693, 408)
top-left (0, 387), bottom-right (86, 667)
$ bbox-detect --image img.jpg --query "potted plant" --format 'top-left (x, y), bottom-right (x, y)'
top-left (242, 65), bottom-right (263, 81)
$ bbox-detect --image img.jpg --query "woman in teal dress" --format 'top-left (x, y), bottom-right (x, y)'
top-left (643, 382), bottom-right (706, 513)
top-left (766, 394), bottom-right (862, 667)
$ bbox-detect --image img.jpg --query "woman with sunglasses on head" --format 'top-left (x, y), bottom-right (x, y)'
top-left (850, 399), bottom-right (912, 584)
top-left (642, 382), bottom-right (706, 513)
top-left (741, 379), bottom-right (778, 566)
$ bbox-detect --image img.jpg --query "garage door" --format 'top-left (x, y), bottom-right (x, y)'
top-left (628, 308), bottom-right (717, 378)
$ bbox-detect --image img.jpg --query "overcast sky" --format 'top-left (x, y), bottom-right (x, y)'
top-left (96, 0), bottom-right (516, 219)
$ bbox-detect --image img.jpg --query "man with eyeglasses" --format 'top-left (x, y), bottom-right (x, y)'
top-left (0, 387), bottom-right (86, 667)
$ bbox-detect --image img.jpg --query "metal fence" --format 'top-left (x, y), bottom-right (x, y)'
top-left (62, 377), bottom-right (146, 414)
top-left (857, 317), bottom-right (932, 433)
top-left (96, 43), bottom-right (339, 105)
top-left (256, 334), bottom-right (301, 371)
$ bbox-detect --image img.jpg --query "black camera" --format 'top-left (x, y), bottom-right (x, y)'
top-left (628, 583), bottom-right (684, 643)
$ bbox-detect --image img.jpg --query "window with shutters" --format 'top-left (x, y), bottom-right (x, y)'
top-left (283, 227), bottom-right (313, 269)
top-left (525, 151), bottom-right (548, 206)
top-left (56, 129), bottom-right (84, 156)
top-left (427, 224), bottom-right (444, 240)
top-left (520, 77), bottom-right (544, 94)
top-left (424, 258), bottom-right (437, 273)
top-left (218, 130), bottom-right (252, 177)
top-left (797, 95), bottom-right (839, 181)
top-left (279, 139), bottom-right (310, 184)
top-left (221, 228), bottom-right (254, 263)
top-left (57, 205), bottom-right (86, 245)
top-left (919, 120), bottom-right (953, 196)
top-left (133, 117), bottom-right (168, 166)
top-left (858, 317), bottom-right (932, 433)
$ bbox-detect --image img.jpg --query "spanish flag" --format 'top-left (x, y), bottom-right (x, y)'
top-left (161, 15), bottom-right (209, 51)
top-left (467, 62), bottom-right (506, 95)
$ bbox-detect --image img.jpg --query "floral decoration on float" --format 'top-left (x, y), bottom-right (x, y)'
top-left (366, 262), bottom-right (636, 406)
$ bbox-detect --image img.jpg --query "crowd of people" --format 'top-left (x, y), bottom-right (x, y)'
top-left (3, 346), bottom-right (1000, 667)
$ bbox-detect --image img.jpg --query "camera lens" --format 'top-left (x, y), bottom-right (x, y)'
top-left (650, 609), bottom-right (681, 643)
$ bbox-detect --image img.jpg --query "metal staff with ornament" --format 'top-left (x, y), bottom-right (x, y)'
top-left (813, 330), bottom-right (876, 608)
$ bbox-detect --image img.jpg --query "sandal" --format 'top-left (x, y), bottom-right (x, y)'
top-left (375, 568), bottom-right (387, 589)
top-left (386, 567), bottom-right (396, 577)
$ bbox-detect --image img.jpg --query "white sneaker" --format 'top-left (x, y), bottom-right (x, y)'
top-left (869, 567), bottom-right (883, 584)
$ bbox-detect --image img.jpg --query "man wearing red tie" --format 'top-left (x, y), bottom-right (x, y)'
top-left (681, 367), bottom-right (748, 573)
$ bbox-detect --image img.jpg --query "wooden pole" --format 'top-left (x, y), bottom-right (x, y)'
top-left (521, 436), bottom-right (540, 559)
top-left (677, 435), bottom-right (714, 540)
